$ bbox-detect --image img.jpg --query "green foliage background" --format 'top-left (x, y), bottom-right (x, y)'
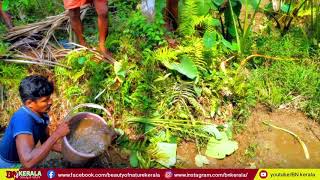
top-left (0, 0), bottom-right (319, 168)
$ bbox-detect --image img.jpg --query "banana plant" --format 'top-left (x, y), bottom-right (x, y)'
top-left (214, 0), bottom-right (261, 54)
top-left (178, 0), bottom-right (244, 52)
top-left (211, 0), bottom-right (261, 54)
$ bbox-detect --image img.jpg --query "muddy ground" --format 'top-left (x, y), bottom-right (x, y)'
top-left (37, 105), bottom-right (320, 168)
top-left (36, 147), bottom-right (130, 168)
top-left (177, 105), bottom-right (320, 168)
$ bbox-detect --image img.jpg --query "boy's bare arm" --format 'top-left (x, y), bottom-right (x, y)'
top-left (16, 122), bottom-right (69, 168)
top-left (45, 127), bottom-right (62, 153)
top-left (16, 133), bottom-right (60, 168)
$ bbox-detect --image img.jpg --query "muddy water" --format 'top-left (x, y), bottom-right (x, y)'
top-left (262, 127), bottom-right (320, 167)
top-left (235, 106), bottom-right (320, 168)
top-left (177, 105), bottom-right (320, 168)
top-left (67, 118), bottom-right (112, 155)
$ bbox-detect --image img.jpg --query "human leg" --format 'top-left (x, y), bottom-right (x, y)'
top-left (0, 2), bottom-right (13, 29)
top-left (93, 0), bottom-right (111, 56)
top-left (165, 0), bottom-right (179, 31)
top-left (68, 7), bottom-right (87, 46)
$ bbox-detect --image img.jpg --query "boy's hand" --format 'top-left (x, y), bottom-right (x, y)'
top-left (54, 121), bottom-right (70, 138)
top-left (52, 140), bottom-right (62, 152)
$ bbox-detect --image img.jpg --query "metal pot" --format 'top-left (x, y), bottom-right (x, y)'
top-left (61, 103), bottom-right (115, 165)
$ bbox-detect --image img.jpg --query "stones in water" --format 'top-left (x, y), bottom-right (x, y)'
top-left (67, 118), bottom-right (112, 155)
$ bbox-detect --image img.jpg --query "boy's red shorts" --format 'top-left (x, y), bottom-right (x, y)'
top-left (63, 0), bottom-right (106, 10)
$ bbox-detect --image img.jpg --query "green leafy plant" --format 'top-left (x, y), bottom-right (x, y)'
top-left (264, 0), bottom-right (315, 36)
top-left (205, 131), bottom-right (238, 159)
top-left (0, 62), bottom-right (27, 86)
top-left (0, 42), bottom-right (9, 56)
top-left (2, 0), bottom-right (63, 23)
top-left (227, 0), bottom-right (262, 54)
top-left (124, 11), bottom-right (166, 49)
top-left (178, 0), bottom-right (262, 54)
top-left (245, 143), bottom-right (258, 158)
top-left (54, 50), bottom-right (112, 105)
top-left (0, 62), bottom-right (27, 126)
top-left (255, 27), bottom-right (310, 58)
top-left (250, 61), bottom-right (320, 119)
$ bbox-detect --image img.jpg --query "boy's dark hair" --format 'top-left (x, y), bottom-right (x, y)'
top-left (19, 75), bottom-right (54, 103)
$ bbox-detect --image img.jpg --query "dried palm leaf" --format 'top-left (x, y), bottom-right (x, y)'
top-left (263, 121), bottom-right (310, 160)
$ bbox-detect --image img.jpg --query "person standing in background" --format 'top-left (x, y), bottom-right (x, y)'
top-left (0, 1), bottom-right (13, 29)
top-left (165, 0), bottom-right (179, 31)
top-left (63, 0), bottom-right (112, 58)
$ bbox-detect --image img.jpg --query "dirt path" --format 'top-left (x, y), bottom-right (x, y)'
top-left (177, 105), bottom-right (320, 168)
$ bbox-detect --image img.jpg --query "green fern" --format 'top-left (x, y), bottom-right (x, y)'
top-left (179, 0), bottom-right (198, 35)
top-left (178, 37), bottom-right (207, 71)
top-left (170, 81), bottom-right (208, 118)
top-left (186, 96), bottom-right (207, 116)
top-left (154, 47), bottom-right (178, 67)
top-left (155, 38), bottom-right (207, 74)
top-left (171, 81), bottom-right (195, 106)
top-left (179, 0), bottom-right (218, 36)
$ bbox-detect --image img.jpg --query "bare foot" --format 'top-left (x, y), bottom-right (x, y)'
top-left (102, 50), bottom-right (113, 59)
top-left (79, 40), bottom-right (89, 48)
top-left (100, 47), bottom-right (115, 64)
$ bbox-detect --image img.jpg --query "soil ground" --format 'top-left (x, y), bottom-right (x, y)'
top-left (2, 0), bottom-right (319, 168)
top-left (36, 105), bottom-right (320, 168)
top-left (177, 105), bottom-right (320, 168)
